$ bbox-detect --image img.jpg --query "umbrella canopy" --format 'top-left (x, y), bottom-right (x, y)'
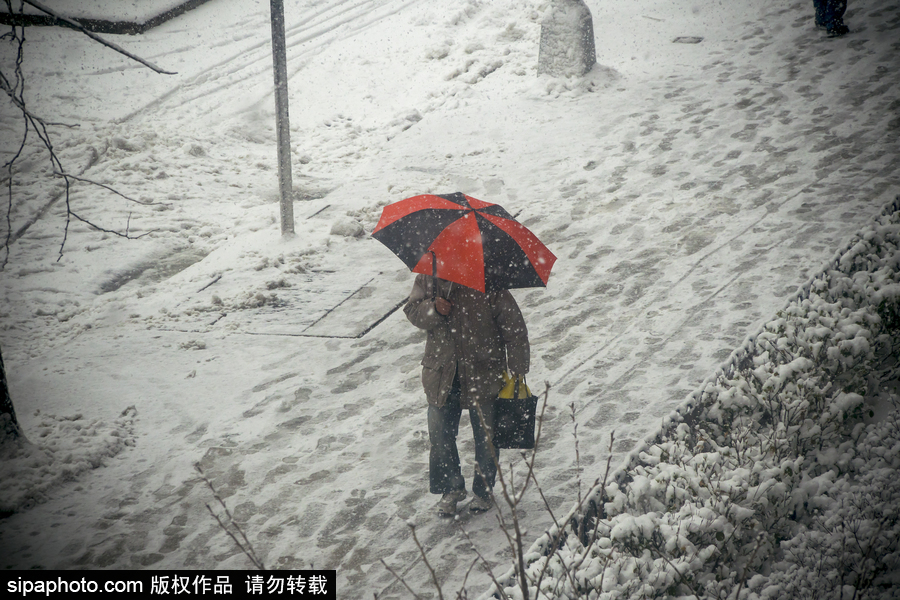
top-left (372, 192), bottom-right (556, 293)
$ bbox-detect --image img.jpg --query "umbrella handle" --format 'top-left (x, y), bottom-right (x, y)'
top-left (430, 250), bottom-right (437, 301)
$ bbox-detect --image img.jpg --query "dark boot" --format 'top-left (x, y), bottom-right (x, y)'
top-left (827, 22), bottom-right (850, 36)
top-left (815, 0), bottom-right (849, 35)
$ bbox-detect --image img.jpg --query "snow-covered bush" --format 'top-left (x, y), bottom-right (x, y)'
top-left (491, 201), bottom-right (900, 600)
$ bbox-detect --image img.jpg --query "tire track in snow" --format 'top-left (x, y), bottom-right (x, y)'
top-left (263, 0), bottom-right (422, 110)
top-left (117, 0), bottom-right (417, 124)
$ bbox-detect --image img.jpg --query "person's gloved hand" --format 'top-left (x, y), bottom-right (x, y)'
top-left (435, 297), bottom-right (453, 316)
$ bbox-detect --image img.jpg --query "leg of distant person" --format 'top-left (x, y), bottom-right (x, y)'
top-left (428, 376), bottom-right (467, 515)
top-left (469, 401), bottom-right (496, 511)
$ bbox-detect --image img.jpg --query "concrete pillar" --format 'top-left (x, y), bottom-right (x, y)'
top-left (537, 0), bottom-right (596, 77)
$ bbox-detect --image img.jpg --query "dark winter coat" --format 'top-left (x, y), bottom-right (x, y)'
top-left (404, 275), bottom-right (530, 409)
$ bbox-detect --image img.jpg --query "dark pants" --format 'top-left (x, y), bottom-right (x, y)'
top-left (813, 0), bottom-right (847, 28)
top-left (427, 376), bottom-right (497, 499)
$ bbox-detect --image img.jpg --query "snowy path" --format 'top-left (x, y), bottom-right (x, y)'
top-left (1, 0), bottom-right (898, 597)
top-left (117, 0), bottom-right (422, 125)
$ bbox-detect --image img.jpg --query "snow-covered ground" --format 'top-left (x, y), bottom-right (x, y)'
top-left (0, 0), bottom-right (898, 597)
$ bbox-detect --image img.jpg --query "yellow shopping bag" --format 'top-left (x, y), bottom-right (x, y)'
top-left (498, 371), bottom-right (531, 399)
top-left (494, 372), bottom-right (537, 449)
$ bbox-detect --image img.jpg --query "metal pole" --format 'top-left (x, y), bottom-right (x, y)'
top-left (269, 0), bottom-right (294, 236)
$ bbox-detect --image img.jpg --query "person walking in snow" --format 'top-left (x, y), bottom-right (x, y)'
top-left (813, 0), bottom-right (849, 36)
top-left (404, 274), bottom-right (530, 517)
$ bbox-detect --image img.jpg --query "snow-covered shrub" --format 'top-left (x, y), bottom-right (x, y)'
top-left (491, 201), bottom-right (900, 600)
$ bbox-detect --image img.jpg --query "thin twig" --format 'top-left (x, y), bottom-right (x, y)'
top-left (456, 524), bottom-right (511, 600)
top-left (2, 19), bottom-right (153, 265)
top-left (571, 402), bottom-right (583, 510)
top-left (515, 382), bottom-right (551, 506)
top-left (204, 504), bottom-right (260, 567)
top-left (0, 73), bottom-right (77, 129)
top-left (53, 172), bottom-right (154, 205)
top-left (408, 523), bottom-right (445, 600)
top-left (849, 513), bottom-right (888, 600)
top-left (473, 401), bottom-right (529, 599)
top-left (68, 210), bottom-right (155, 239)
top-left (528, 472), bottom-right (566, 597)
top-left (731, 531), bottom-right (764, 600)
top-left (195, 464), bottom-right (265, 570)
top-left (651, 535), bottom-right (698, 599)
top-left (380, 558), bottom-right (424, 600)
top-left (453, 556), bottom-right (480, 600)
top-left (578, 431), bottom-right (615, 555)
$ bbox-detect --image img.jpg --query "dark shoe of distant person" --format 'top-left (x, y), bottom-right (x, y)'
top-left (812, 0), bottom-right (848, 35)
top-left (827, 21), bottom-right (849, 36)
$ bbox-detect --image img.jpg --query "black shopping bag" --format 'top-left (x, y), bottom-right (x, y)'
top-left (492, 375), bottom-right (538, 449)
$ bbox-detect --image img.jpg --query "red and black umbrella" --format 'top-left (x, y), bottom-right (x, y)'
top-left (371, 192), bottom-right (556, 293)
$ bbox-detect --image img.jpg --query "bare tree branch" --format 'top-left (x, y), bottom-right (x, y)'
top-left (407, 523), bottom-right (445, 600)
top-left (68, 209), bottom-right (156, 240)
top-left (2, 17), bottom-right (157, 265)
top-left (53, 172), bottom-right (155, 205)
top-left (453, 556), bottom-right (480, 600)
top-left (456, 525), bottom-right (511, 600)
top-left (20, 0), bottom-right (177, 75)
top-left (195, 464), bottom-right (265, 570)
top-left (1, 72), bottom-right (38, 123)
top-left (379, 558), bottom-right (424, 600)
